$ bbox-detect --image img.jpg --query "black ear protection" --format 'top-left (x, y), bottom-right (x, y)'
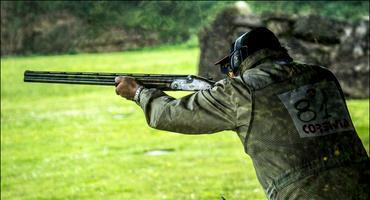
top-left (230, 32), bottom-right (248, 73)
top-left (219, 33), bottom-right (249, 75)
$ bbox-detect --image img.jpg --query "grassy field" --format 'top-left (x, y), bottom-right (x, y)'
top-left (1, 47), bottom-right (369, 200)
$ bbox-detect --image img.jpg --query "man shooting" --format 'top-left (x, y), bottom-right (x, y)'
top-left (115, 27), bottom-right (369, 199)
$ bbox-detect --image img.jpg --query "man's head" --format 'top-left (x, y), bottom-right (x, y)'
top-left (215, 27), bottom-right (283, 77)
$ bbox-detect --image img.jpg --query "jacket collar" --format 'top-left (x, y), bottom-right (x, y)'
top-left (239, 48), bottom-right (292, 74)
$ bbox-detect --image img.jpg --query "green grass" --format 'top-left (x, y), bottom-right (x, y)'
top-left (1, 47), bottom-right (369, 200)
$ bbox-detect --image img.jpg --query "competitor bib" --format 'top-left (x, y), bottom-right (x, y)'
top-left (278, 81), bottom-right (354, 138)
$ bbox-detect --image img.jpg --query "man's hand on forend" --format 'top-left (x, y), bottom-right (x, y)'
top-left (115, 76), bottom-right (141, 100)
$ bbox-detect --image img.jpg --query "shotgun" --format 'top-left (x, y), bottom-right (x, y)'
top-left (24, 70), bottom-right (215, 91)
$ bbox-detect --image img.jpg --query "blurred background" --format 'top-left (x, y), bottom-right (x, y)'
top-left (1, 1), bottom-right (369, 56)
top-left (1, 1), bottom-right (369, 200)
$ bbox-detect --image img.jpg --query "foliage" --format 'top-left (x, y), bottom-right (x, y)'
top-left (1, 46), bottom-right (369, 199)
top-left (54, 1), bottom-right (227, 41)
top-left (1, 1), bottom-right (369, 55)
top-left (249, 1), bottom-right (369, 22)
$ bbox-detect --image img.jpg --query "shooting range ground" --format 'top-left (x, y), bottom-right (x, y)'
top-left (1, 46), bottom-right (369, 199)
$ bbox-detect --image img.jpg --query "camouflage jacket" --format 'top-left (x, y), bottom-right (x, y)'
top-left (136, 48), bottom-right (369, 199)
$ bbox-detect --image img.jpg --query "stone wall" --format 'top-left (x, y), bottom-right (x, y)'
top-left (198, 6), bottom-right (369, 98)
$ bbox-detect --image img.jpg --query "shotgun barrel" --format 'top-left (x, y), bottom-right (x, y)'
top-left (24, 70), bottom-right (215, 91)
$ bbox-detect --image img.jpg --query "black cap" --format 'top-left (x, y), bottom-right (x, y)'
top-left (214, 27), bottom-right (281, 65)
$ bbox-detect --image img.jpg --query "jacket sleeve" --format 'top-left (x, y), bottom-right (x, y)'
top-left (137, 78), bottom-right (250, 134)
